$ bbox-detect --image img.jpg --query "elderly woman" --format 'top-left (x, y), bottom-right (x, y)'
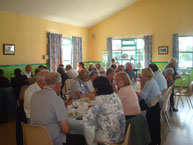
top-left (70, 69), bottom-right (91, 100)
top-left (115, 72), bottom-right (141, 120)
top-left (138, 68), bottom-right (161, 110)
top-left (83, 76), bottom-right (126, 144)
top-left (88, 63), bottom-right (96, 72)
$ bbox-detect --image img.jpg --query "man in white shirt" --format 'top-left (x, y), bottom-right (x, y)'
top-left (23, 64), bottom-right (32, 78)
top-left (24, 70), bottom-right (49, 122)
top-left (65, 64), bottom-right (78, 79)
top-left (86, 70), bottom-right (99, 92)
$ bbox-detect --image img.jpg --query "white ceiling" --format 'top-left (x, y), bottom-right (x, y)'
top-left (0, 0), bottom-right (137, 27)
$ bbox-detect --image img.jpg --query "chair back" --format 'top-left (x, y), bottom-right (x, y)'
top-left (161, 86), bottom-right (173, 114)
top-left (122, 124), bottom-right (131, 145)
top-left (186, 81), bottom-right (193, 96)
top-left (19, 85), bottom-right (30, 101)
top-left (179, 78), bottom-right (185, 92)
top-left (21, 122), bottom-right (53, 145)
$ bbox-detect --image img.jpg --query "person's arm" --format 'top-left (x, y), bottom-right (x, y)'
top-left (138, 81), bottom-right (151, 101)
top-left (60, 119), bottom-right (70, 134)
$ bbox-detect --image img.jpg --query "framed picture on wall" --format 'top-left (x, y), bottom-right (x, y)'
top-left (3, 44), bottom-right (15, 55)
top-left (158, 46), bottom-right (168, 54)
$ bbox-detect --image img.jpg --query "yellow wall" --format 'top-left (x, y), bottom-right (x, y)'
top-left (88, 0), bottom-right (193, 62)
top-left (0, 11), bottom-right (89, 65)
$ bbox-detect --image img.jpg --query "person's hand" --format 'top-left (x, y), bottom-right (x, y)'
top-left (88, 92), bottom-right (95, 100)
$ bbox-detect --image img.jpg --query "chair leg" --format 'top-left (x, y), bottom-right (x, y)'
top-left (160, 115), bottom-right (167, 138)
top-left (164, 112), bottom-right (171, 132)
top-left (187, 97), bottom-right (193, 109)
top-left (179, 96), bottom-right (184, 107)
top-left (185, 96), bottom-right (191, 108)
top-left (176, 95), bottom-right (180, 108)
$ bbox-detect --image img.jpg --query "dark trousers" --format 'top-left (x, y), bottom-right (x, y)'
top-left (63, 134), bottom-right (86, 145)
top-left (170, 87), bottom-right (175, 108)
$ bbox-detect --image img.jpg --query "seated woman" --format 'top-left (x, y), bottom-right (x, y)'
top-left (115, 72), bottom-right (141, 120)
top-left (138, 68), bottom-right (161, 110)
top-left (77, 62), bottom-right (86, 73)
top-left (83, 76), bottom-right (126, 144)
top-left (70, 69), bottom-right (92, 100)
top-left (88, 63), bottom-right (96, 72)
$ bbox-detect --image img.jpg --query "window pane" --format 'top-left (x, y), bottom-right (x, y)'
top-left (112, 40), bottom-right (121, 50)
top-left (179, 37), bottom-right (193, 52)
top-left (62, 38), bottom-right (72, 66)
top-left (179, 53), bottom-right (192, 68)
top-left (122, 46), bottom-right (135, 50)
top-left (122, 40), bottom-right (135, 45)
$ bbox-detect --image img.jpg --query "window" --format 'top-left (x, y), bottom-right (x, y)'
top-left (62, 38), bottom-right (72, 66)
top-left (112, 38), bottom-right (144, 68)
top-left (179, 36), bottom-right (193, 68)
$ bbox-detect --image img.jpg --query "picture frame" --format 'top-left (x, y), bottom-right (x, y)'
top-left (3, 44), bottom-right (15, 55)
top-left (158, 46), bottom-right (168, 54)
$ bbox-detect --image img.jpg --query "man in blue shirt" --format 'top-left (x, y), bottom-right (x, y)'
top-left (162, 58), bottom-right (181, 112)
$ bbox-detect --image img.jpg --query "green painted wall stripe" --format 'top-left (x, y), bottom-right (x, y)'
top-left (0, 63), bottom-right (48, 67)
top-left (152, 62), bottom-right (168, 63)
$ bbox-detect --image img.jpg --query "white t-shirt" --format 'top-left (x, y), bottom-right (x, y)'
top-left (24, 82), bottom-right (41, 118)
top-left (86, 79), bottom-right (94, 92)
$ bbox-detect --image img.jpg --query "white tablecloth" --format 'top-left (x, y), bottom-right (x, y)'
top-left (68, 118), bottom-right (96, 145)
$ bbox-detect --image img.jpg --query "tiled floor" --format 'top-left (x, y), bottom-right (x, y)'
top-left (0, 97), bottom-right (193, 145)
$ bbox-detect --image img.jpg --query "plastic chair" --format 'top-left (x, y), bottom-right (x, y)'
top-left (175, 81), bottom-right (193, 109)
top-left (174, 78), bottom-right (185, 108)
top-left (160, 86), bottom-right (173, 136)
top-left (21, 122), bottom-right (53, 145)
top-left (98, 124), bottom-right (131, 145)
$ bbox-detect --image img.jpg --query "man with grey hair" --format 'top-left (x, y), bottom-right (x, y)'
top-left (31, 72), bottom-right (85, 145)
top-left (65, 64), bottom-right (78, 79)
top-left (86, 70), bottom-right (99, 92)
top-left (24, 70), bottom-right (49, 121)
top-left (162, 58), bottom-right (181, 112)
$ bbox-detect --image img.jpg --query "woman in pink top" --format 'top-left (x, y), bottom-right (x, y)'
top-left (115, 72), bottom-right (141, 120)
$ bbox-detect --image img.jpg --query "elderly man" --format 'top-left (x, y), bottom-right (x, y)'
top-left (86, 70), bottom-right (99, 92)
top-left (65, 64), bottom-right (78, 79)
top-left (162, 58), bottom-right (181, 112)
top-left (31, 72), bottom-right (85, 145)
top-left (124, 62), bottom-right (136, 82)
top-left (23, 64), bottom-right (32, 78)
top-left (96, 63), bottom-right (105, 75)
top-left (148, 63), bottom-right (167, 93)
top-left (24, 70), bottom-right (49, 122)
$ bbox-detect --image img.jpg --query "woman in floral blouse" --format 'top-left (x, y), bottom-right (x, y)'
top-left (83, 76), bottom-right (126, 144)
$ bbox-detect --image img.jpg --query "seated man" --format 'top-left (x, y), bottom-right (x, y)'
top-left (96, 63), bottom-right (105, 76)
top-left (65, 64), bottom-right (78, 79)
top-left (124, 62), bottom-right (136, 83)
top-left (11, 68), bottom-right (29, 99)
top-left (23, 64), bottom-right (32, 78)
top-left (148, 63), bottom-right (167, 93)
top-left (0, 69), bottom-right (10, 88)
top-left (31, 72), bottom-right (85, 145)
top-left (162, 58), bottom-right (181, 112)
top-left (24, 70), bottom-right (49, 122)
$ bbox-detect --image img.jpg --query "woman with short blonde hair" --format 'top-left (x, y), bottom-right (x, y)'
top-left (138, 67), bottom-right (161, 110)
top-left (115, 72), bottom-right (141, 119)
